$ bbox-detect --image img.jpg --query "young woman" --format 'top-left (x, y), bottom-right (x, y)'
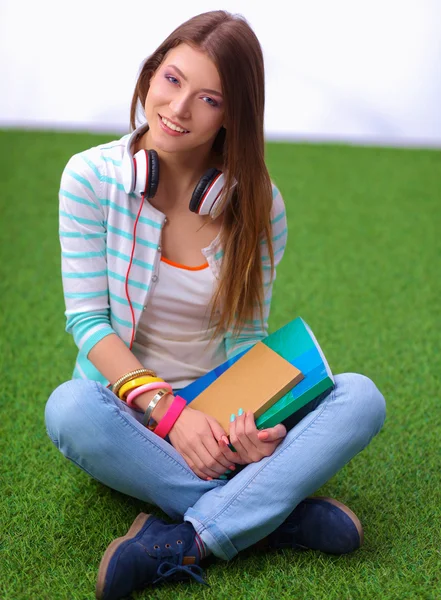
top-left (45, 10), bottom-right (386, 600)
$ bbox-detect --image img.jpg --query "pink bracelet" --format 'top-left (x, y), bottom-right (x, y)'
top-left (126, 382), bottom-right (173, 409)
top-left (154, 395), bottom-right (187, 439)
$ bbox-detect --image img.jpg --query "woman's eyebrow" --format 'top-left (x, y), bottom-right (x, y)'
top-left (167, 64), bottom-right (223, 98)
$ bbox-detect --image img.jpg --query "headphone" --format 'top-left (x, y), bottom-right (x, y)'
top-left (122, 124), bottom-right (235, 220)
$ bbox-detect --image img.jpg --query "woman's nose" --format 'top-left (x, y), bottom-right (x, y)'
top-left (169, 93), bottom-right (191, 119)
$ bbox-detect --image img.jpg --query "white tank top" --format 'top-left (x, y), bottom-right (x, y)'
top-left (132, 256), bottom-right (227, 389)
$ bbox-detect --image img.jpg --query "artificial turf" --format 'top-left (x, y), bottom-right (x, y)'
top-left (0, 129), bottom-right (439, 599)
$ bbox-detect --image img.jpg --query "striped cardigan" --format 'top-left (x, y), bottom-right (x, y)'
top-left (59, 132), bottom-right (288, 386)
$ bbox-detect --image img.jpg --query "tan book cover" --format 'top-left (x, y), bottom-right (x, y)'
top-left (189, 341), bottom-right (304, 431)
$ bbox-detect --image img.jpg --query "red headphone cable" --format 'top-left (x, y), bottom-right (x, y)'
top-left (125, 189), bottom-right (147, 350)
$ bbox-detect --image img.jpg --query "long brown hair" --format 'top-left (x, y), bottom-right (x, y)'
top-left (130, 10), bottom-right (274, 339)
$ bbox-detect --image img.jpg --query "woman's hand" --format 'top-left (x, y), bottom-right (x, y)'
top-left (225, 410), bottom-right (287, 465)
top-left (168, 406), bottom-right (239, 480)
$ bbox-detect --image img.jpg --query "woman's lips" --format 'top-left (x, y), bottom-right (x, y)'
top-left (158, 114), bottom-right (189, 136)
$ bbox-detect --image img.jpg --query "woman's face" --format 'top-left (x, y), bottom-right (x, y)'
top-left (144, 43), bottom-right (225, 156)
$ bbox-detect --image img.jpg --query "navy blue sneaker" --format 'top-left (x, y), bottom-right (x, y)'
top-left (267, 497), bottom-right (364, 555)
top-left (96, 513), bottom-right (208, 600)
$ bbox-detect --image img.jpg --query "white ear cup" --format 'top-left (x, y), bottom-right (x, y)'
top-left (197, 173), bottom-right (226, 217)
top-left (198, 175), bottom-right (237, 219)
top-left (122, 149), bottom-right (135, 193)
top-left (122, 124), bottom-right (150, 194)
top-left (133, 150), bottom-right (149, 195)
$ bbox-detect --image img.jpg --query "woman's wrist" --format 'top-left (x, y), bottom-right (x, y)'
top-left (151, 392), bottom-right (175, 422)
top-left (135, 390), bottom-right (175, 421)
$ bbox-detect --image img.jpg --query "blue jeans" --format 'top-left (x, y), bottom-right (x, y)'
top-left (44, 373), bottom-right (385, 560)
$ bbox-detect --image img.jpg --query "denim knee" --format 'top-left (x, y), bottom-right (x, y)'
top-left (339, 372), bottom-right (386, 447)
top-left (45, 379), bottom-right (101, 448)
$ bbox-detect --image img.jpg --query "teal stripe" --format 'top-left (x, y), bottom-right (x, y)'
top-left (272, 227), bottom-right (288, 243)
top-left (138, 215), bottom-right (163, 229)
top-left (72, 316), bottom-right (110, 345)
top-left (102, 156), bottom-right (122, 166)
top-left (109, 291), bottom-right (144, 312)
top-left (60, 210), bottom-right (103, 227)
top-left (62, 270), bottom-right (107, 279)
top-left (102, 176), bottom-right (125, 190)
top-left (272, 186), bottom-right (279, 199)
top-left (111, 312), bottom-right (134, 329)
top-left (107, 224), bottom-right (158, 249)
top-left (60, 189), bottom-right (99, 210)
top-left (81, 154), bottom-right (102, 181)
top-left (271, 210), bottom-right (285, 225)
top-left (81, 327), bottom-right (115, 356)
top-left (62, 250), bottom-right (106, 259)
top-left (100, 200), bottom-right (162, 229)
top-left (260, 227), bottom-right (288, 246)
top-left (74, 353), bottom-right (108, 384)
top-left (107, 224), bottom-right (133, 240)
top-left (261, 246), bottom-right (285, 261)
top-left (108, 270), bottom-right (149, 291)
top-left (214, 250), bottom-right (224, 261)
top-left (65, 290), bottom-right (108, 299)
top-left (136, 237), bottom-right (159, 250)
top-left (243, 318), bottom-right (266, 326)
top-left (65, 169), bottom-right (95, 193)
top-left (107, 247), bottom-right (154, 271)
top-left (82, 153), bottom-right (125, 189)
top-left (59, 231), bottom-right (105, 239)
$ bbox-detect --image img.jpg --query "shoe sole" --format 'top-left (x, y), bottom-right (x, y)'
top-left (95, 513), bottom-right (151, 600)
top-left (313, 496), bottom-right (364, 548)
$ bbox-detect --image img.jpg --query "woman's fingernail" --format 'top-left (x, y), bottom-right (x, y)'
top-left (219, 475), bottom-right (228, 480)
top-left (207, 477), bottom-right (213, 481)
top-left (225, 469), bottom-right (232, 474)
top-left (229, 465), bottom-right (236, 470)
top-left (222, 435), bottom-right (230, 444)
top-left (238, 408), bottom-right (244, 416)
top-left (230, 413), bottom-right (236, 422)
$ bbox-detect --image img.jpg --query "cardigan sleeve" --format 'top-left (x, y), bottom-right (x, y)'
top-left (224, 184), bottom-right (288, 359)
top-left (59, 150), bottom-right (116, 356)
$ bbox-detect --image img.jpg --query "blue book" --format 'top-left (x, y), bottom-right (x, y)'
top-left (178, 317), bottom-right (334, 430)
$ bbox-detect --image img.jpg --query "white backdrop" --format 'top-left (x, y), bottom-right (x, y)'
top-left (1, 0), bottom-right (440, 146)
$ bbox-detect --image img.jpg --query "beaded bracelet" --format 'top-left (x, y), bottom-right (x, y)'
top-left (111, 368), bottom-right (156, 397)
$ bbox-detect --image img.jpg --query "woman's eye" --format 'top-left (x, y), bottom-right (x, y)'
top-left (165, 75), bottom-right (179, 85)
top-left (203, 97), bottom-right (218, 108)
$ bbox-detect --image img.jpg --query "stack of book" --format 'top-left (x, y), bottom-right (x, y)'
top-left (178, 317), bottom-right (334, 431)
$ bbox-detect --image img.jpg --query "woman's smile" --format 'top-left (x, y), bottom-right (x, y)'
top-left (158, 114), bottom-right (190, 136)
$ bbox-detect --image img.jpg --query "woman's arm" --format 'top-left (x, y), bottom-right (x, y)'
top-left (88, 334), bottom-right (173, 421)
top-left (59, 151), bottom-right (172, 421)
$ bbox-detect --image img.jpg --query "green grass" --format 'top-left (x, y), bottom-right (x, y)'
top-left (1, 129), bottom-right (440, 599)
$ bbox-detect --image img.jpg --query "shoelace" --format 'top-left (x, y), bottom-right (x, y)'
top-left (152, 546), bottom-right (209, 586)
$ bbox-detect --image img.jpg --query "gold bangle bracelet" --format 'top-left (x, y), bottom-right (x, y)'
top-left (112, 368), bottom-right (157, 396)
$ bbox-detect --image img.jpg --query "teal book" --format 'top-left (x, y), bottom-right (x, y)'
top-left (178, 317), bottom-right (335, 430)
